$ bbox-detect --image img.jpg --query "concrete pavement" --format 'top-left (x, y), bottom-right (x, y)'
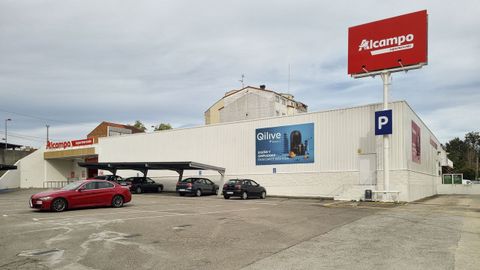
top-left (242, 195), bottom-right (480, 270)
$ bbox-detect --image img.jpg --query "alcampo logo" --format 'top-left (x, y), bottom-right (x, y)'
top-left (358, 34), bottom-right (415, 56)
top-left (46, 140), bottom-right (71, 149)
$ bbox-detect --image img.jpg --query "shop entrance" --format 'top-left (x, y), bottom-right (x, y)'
top-left (85, 156), bottom-right (99, 178)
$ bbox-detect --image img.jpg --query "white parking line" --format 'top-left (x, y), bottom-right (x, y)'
top-left (32, 207), bottom-right (260, 226)
top-left (30, 204), bottom-right (234, 221)
top-left (9, 207), bottom-right (263, 234)
top-left (1, 208), bottom-right (32, 212)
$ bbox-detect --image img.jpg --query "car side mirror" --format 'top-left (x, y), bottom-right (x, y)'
top-left (77, 188), bottom-right (84, 192)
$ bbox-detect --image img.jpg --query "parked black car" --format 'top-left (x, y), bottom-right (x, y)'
top-left (222, 179), bottom-right (266, 199)
top-left (125, 177), bottom-right (164, 194)
top-left (92, 175), bottom-right (130, 187)
top-left (176, 178), bottom-right (219, 196)
top-left (93, 175), bottom-right (123, 182)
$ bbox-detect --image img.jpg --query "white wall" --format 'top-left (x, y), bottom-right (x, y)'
top-left (221, 89), bottom-right (275, 122)
top-left (100, 101), bottom-right (408, 172)
top-left (15, 147), bottom-right (78, 188)
top-left (437, 184), bottom-right (480, 195)
top-left (402, 102), bottom-right (442, 201)
top-left (46, 159), bottom-right (73, 182)
top-left (19, 148), bottom-right (46, 188)
top-left (0, 161), bottom-right (21, 189)
top-left (98, 101), bottom-right (412, 198)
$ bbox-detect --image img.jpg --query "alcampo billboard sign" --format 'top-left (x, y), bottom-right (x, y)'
top-left (348, 10), bottom-right (428, 75)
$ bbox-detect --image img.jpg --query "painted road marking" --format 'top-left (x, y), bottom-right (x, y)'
top-left (29, 207), bottom-right (260, 226)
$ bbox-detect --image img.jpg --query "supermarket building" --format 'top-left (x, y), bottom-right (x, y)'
top-left (0, 101), bottom-right (452, 202)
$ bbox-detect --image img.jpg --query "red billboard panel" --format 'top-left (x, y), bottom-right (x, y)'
top-left (348, 10), bottom-right (428, 75)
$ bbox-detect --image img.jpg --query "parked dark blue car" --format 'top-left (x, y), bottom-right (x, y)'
top-left (176, 178), bottom-right (218, 196)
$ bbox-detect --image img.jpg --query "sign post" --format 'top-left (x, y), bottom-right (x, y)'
top-left (348, 10), bottom-right (428, 201)
top-left (381, 72), bottom-right (391, 192)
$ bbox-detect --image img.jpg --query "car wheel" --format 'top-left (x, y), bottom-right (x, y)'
top-left (112, 195), bottom-right (124, 208)
top-left (51, 198), bottom-right (67, 212)
top-left (136, 187), bottom-right (142, 194)
top-left (196, 189), bottom-right (202, 197)
top-left (223, 195), bottom-right (230, 199)
top-left (179, 192), bottom-right (185, 196)
top-left (261, 191), bottom-right (266, 199)
top-left (157, 186), bottom-right (163, 193)
top-left (242, 191), bottom-right (248, 200)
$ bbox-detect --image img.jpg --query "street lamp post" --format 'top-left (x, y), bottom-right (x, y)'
top-left (4, 118), bottom-right (11, 149)
top-left (4, 118), bottom-right (11, 164)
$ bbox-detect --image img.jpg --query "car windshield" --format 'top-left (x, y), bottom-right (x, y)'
top-left (62, 181), bottom-right (84, 190)
top-left (227, 180), bottom-right (239, 184)
top-left (181, 178), bottom-right (194, 183)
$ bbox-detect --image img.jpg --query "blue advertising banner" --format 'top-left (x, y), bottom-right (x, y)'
top-left (256, 123), bottom-right (314, 165)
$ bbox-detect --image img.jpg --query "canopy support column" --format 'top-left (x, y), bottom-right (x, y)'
top-left (177, 169), bottom-right (184, 182)
top-left (217, 170), bottom-right (226, 198)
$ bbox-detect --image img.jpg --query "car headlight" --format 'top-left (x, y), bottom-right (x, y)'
top-left (38, 196), bottom-right (53, 201)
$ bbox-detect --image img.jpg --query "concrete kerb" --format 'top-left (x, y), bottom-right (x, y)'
top-left (0, 188), bottom-right (20, 194)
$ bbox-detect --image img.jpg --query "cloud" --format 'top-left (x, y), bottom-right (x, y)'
top-left (0, 0), bottom-right (479, 148)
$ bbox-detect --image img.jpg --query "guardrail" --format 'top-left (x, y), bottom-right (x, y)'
top-left (43, 181), bottom-right (75, 189)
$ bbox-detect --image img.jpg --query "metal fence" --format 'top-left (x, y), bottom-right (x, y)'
top-left (442, 174), bottom-right (463, 184)
top-left (43, 180), bottom-right (76, 189)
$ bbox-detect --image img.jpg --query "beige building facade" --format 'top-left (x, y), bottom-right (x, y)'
top-left (205, 85), bottom-right (307, 125)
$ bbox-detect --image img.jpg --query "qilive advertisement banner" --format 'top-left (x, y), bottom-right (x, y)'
top-left (411, 121), bottom-right (421, 164)
top-left (348, 10), bottom-right (428, 75)
top-left (256, 123), bottom-right (314, 165)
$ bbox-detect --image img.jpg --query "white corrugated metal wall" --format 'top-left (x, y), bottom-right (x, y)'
top-left (403, 102), bottom-right (443, 201)
top-left (97, 101), bottom-right (413, 198)
top-left (99, 101), bottom-right (407, 173)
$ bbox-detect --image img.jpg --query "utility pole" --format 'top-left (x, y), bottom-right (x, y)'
top-left (46, 124), bottom-right (50, 143)
top-left (4, 118), bottom-right (11, 164)
top-left (476, 140), bottom-right (479, 181)
top-left (476, 155), bottom-right (479, 181)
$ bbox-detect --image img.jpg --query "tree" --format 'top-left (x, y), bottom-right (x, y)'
top-left (445, 137), bottom-right (468, 170)
top-left (154, 123), bottom-right (172, 131)
top-left (465, 132), bottom-right (480, 180)
top-left (132, 120), bottom-right (147, 132)
top-left (445, 132), bottom-right (480, 180)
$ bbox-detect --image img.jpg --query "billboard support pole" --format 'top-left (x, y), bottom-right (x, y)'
top-left (381, 72), bottom-right (391, 198)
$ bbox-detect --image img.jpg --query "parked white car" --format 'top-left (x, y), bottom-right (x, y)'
top-left (462, 179), bottom-right (473, 185)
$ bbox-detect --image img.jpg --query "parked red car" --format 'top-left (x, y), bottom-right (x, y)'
top-left (29, 180), bottom-right (132, 212)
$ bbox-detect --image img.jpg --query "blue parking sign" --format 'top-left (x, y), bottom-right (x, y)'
top-left (375, 110), bottom-right (392, 135)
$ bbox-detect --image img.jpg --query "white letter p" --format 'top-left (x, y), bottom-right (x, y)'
top-left (378, 116), bottom-right (389, 130)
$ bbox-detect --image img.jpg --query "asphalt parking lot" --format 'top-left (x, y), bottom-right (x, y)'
top-left (0, 190), bottom-right (479, 270)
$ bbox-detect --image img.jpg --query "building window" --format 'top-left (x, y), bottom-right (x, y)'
top-left (282, 113), bottom-right (286, 116)
top-left (275, 96), bottom-right (280, 103)
top-left (282, 99), bottom-right (286, 105)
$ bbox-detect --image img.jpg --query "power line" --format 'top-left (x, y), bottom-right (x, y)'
top-left (7, 131), bottom-right (64, 141)
top-left (0, 108), bottom-right (94, 128)
top-left (6, 134), bottom-right (46, 143)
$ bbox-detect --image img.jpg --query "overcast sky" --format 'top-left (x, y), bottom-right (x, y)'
top-left (0, 0), bottom-right (479, 147)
